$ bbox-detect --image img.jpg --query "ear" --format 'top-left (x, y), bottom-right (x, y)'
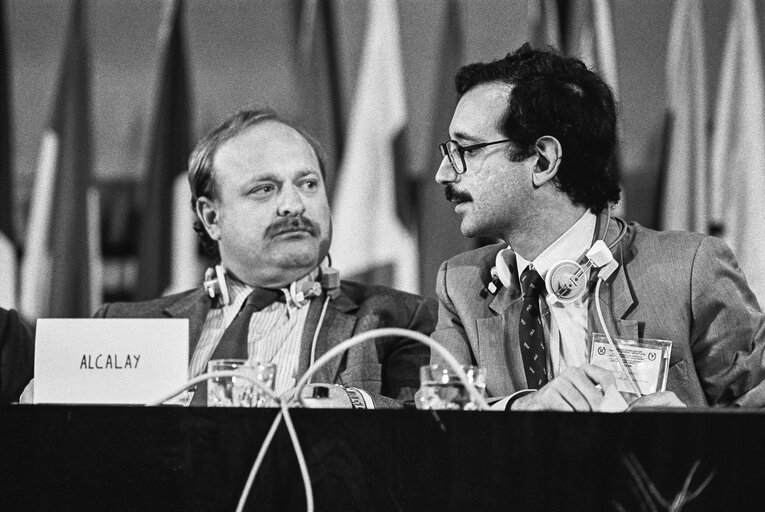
top-left (195, 196), bottom-right (221, 241)
top-left (532, 135), bottom-right (563, 188)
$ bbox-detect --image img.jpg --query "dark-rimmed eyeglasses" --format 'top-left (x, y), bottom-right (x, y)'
top-left (438, 138), bottom-right (512, 174)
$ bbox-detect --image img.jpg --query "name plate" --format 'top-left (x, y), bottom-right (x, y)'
top-left (34, 319), bottom-right (189, 404)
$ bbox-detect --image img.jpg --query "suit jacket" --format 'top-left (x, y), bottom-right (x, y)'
top-left (94, 280), bottom-right (436, 408)
top-left (0, 308), bottom-right (34, 404)
top-left (432, 217), bottom-right (765, 407)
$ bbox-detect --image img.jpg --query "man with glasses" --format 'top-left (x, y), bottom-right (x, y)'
top-left (430, 44), bottom-right (765, 410)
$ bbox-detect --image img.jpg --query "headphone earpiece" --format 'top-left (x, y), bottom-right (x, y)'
top-left (204, 264), bottom-right (231, 307)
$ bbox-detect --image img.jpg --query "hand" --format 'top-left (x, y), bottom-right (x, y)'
top-left (282, 384), bottom-right (353, 409)
top-left (627, 391), bottom-right (686, 410)
top-left (510, 364), bottom-right (617, 411)
top-left (19, 379), bottom-right (34, 404)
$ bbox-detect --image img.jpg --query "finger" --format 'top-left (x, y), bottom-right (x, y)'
top-left (547, 374), bottom-right (594, 411)
top-left (565, 369), bottom-right (606, 411)
top-left (581, 364), bottom-right (617, 389)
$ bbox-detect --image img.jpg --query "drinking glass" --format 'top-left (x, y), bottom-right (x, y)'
top-left (417, 364), bottom-right (486, 410)
top-left (207, 359), bottom-right (276, 407)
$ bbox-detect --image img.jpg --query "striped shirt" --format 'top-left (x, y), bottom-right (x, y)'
top-left (190, 273), bottom-right (314, 395)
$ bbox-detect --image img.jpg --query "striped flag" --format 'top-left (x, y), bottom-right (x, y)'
top-left (136, 0), bottom-right (198, 299)
top-left (565, 0), bottom-right (624, 215)
top-left (528, 0), bottom-right (561, 50)
top-left (295, 0), bottom-right (344, 196)
top-left (659, 0), bottom-right (707, 233)
top-left (0, 0), bottom-right (15, 310)
top-left (709, 0), bottom-right (765, 303)
top-left (331, 0), bottom-right (419, 293)
top-left (20, 0), bottom-right (102, 319)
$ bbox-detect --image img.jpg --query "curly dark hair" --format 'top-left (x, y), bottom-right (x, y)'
top-left (187, 107), bottom-right (328, 259)
top-left (454, 43), bottom-right (620, 213)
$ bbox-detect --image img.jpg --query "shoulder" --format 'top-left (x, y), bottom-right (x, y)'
top-left (436, 243), bottom-right (505, 295)
top-left (0, 308), bottom-right (32, 342)
top-left (339, 280), bottom-right (435, 311)
top-left (95, 289), bottom-right (203, 318)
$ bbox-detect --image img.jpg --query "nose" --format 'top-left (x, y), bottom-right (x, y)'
top-left (435, 155), bottom-right (458, 185)
top-left (277, 183), bottom-right (306, 217)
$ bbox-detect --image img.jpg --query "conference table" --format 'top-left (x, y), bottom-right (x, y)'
top-left (1, 405), bottom-right (763, 511)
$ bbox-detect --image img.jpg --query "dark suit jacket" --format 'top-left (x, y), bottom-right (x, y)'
top-left (0, 308), bottom-right (34, 404)
top-left (432, 216), bottom-right (765, 407)
top-left (94, 280), bottom-right (436, 408)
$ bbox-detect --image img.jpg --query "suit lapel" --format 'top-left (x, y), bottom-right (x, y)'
top-left (482, 251), bottom-right (526, 395)
top-left (297, 289), bottom-right (357, 383)
top-left (588, 214), bottom-right (639, 342)
top-left (164, 290), bottom-right (212, 361)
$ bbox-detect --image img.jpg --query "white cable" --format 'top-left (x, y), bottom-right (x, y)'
top-left (145, 371), bottom-right (314, 512)
top-left (594, 279), bottom-right (642, 397)
top-left (145, 370), bottom-right (281, 406)
top-left (308, 295), bottom-right (333, 381)
top-left (288, 327), bottom-right (490, 410)
top-left (235, 401), bottom-right (314, 512)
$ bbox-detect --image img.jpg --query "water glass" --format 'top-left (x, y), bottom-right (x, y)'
top-left (207, 359), bottom-right (276, 407)
top-left (417, 364), bottom-right (486, 410)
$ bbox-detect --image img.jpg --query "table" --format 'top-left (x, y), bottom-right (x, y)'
top-left (1, 406), bottom-right (763, 511)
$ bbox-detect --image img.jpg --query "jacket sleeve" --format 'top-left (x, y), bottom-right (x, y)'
top-left (690, 236), bottom-right (765, 406)
top-left (430, 259), bottom-right (476, 367)
top-left (0, 309), bottom-right (35, 404)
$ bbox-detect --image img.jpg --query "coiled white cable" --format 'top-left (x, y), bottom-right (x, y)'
top-left (145, 328), bottom-right (489, 512)
top-left (289, 327), bottom-right (490, 410)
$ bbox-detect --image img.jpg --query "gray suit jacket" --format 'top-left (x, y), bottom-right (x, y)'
top-left (432, 217), bottom-right (765, 407)
top-left (95, 280), bottom-right (436, 408)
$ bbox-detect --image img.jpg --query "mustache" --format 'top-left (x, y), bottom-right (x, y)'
top-left (265, 215), bottom-right (319, 238)
top-left (445, 184), bottom-right (473, 203)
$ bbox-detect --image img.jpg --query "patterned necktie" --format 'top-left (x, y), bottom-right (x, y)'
top-left (519, 266), bottom-right (549, 389)
top-left (190, 287), bottom-right (285, 405)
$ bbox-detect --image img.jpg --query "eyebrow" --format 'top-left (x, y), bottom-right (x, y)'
top-left (451, 131), bottom-right (480, 144)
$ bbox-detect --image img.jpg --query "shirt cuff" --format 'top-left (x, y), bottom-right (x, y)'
top-left (490, 389), bottom-right (536, 411)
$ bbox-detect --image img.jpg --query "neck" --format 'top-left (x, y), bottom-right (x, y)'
top-left (229, 266), bottom-right (316, 290)
top-left (504, 203), bottom-right (588, 261)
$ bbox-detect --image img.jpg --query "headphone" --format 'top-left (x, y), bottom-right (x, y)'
top-left (203, 263), bottom-right (341, 308)
top-left (485, 210), bottom-right (627, 303)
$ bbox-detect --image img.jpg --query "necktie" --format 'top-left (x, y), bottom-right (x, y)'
top-left (190, 287), bottom-right (285, 405)
top-left (519, 266), bottom-right (549, 389)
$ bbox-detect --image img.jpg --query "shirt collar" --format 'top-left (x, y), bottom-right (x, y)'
top-left (514, 210), bottom-right (597, 279)
top-left (225, 268), bottom-right (321, 315)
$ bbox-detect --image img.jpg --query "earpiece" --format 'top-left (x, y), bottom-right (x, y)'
top-left (204, 264), bottom-right (231, 307)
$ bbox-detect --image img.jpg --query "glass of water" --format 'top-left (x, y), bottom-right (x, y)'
top-left (207, 359), bottom-right (276, 407)
top-left (417, 364), bottom-right (486, 410)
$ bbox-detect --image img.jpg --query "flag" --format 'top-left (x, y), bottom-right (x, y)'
top-left (659, 0), bottom-right (707, 233)
top-left (709, 0), bottom-right (765, 303)
top-left (20, 0), bottom-right (101, 319)
top-left (0, 0), bottom-right (15, 310)
top-left (565, 0), bottom-right (624, 215)
top-left (331, 0), bottom-right (419, 293)
top-left (136, 0), bottom-right (198, 299)
top-left (528, 0), bottom-right (561, 50)
top-left (295, 0), bottom-right (344, 196)
top-left (417, 0), bottom-right (473, 297)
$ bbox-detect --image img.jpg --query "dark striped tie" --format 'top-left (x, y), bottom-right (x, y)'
top-left (190, 287), bottom-right (285, 405)
top-left (519, 266), bottom-right (549, 389)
